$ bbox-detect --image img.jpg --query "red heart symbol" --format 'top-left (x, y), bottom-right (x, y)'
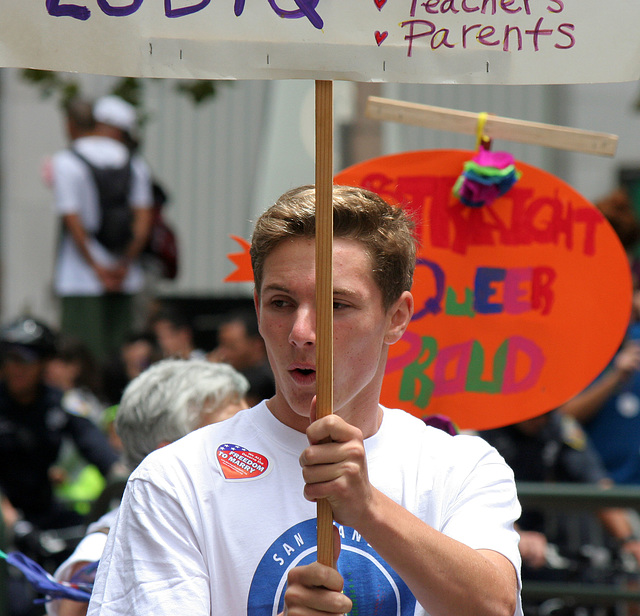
top-left (375, 31), bottom-right (388, 46)
top-left (374, 0), bottom-right (387, 9)
top-left (217, 444), bottom-right (270, 480)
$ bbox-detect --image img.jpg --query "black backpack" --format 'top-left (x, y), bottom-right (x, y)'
top-left (71, 148), bottom-right (134, 254)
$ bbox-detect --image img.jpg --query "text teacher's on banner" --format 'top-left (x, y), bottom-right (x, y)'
top-left (2, 2), bottom-right (640, 84)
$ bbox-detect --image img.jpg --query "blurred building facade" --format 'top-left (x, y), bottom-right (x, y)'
top-left (1, 69), bottom-right (640, 328)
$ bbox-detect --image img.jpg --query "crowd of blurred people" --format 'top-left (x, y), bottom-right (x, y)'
top-left (0, 300), bottom-right (275, 615)
top-left (0, 303), bottom-right (276, 525)
top-left (0, 83), bottom-right (280, 612)
top-left (0, 95), bottom-right (275, 577)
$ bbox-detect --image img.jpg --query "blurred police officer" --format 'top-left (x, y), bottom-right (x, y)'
top-left (0, 316), bottom-right (119, 532)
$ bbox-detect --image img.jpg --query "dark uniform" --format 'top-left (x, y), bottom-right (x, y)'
top-left (0, 382), bottom-right (118, 530)
top-left (480, 411), bottom-right (608, 534)
top-left (0, 316), bottom-right (119, 530)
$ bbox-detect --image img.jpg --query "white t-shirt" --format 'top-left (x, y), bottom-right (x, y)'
top-left (52, 135), bottom-right (152, 296)
top-left (87, 403), bottom-right (523, 616)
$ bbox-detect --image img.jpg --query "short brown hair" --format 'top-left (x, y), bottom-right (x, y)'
top-left (250, 185), bottom-right (417, 310)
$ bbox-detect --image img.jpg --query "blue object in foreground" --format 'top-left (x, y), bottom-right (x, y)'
top-left (1, 550), bottom-right (93, 604)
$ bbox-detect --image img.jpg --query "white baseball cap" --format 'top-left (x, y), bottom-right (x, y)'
top-left (94, 95), bottom-right (137, 133)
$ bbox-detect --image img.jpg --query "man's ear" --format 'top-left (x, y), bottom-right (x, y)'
top-left (385, 291), bottom-right (414, 345)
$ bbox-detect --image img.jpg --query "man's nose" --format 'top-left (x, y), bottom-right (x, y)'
top-left (288, 307), bottom-right (316, 347)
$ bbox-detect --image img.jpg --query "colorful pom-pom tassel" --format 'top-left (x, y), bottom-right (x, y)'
top-left (453, 148), bottom-right (521, 208)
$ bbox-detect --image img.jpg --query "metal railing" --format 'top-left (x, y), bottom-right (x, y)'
top-left (517, 482), bottom-right (640, 511)
top-left (516, 482), bottom-right (640, 608)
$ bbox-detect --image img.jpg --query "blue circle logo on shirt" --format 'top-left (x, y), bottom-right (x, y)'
top-left (247, 518), bottom-right (416, 615)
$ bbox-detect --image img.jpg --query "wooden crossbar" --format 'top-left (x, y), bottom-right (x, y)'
top-left (366, 96), bottom-right (618, 157)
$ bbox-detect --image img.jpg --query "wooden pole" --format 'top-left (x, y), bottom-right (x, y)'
top-left (315, 79), bottom-right (334, 568)
top-left (366, 96), bottom-right (618, 157)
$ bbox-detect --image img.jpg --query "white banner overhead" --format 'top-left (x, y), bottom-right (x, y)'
top-left (2, 1), bottom-right (640, 84)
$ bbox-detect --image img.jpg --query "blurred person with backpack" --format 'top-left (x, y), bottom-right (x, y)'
top-left (51, 95), bottom-right (153, 363)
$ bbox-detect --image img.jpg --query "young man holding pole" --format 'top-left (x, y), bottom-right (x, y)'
top-left (87, 185), bottom-right (522, 616)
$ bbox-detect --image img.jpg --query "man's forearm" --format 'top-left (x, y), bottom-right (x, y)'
top-left (357, 489), bottom-right (518, 616)
top-left (63, 213), bottom-right (98, 269)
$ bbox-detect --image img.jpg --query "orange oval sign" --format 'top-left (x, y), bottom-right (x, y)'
top-left (335, 150), bottom-right (632, 430)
